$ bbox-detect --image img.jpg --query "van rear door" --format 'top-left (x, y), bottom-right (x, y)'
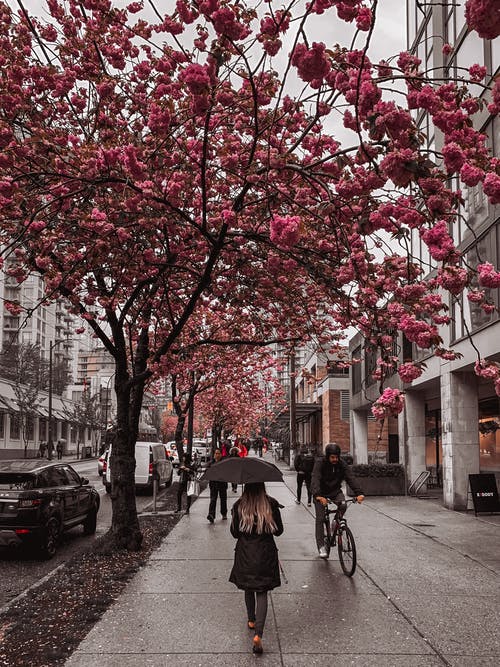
top-left (134, 444), bottom-right (150, 486)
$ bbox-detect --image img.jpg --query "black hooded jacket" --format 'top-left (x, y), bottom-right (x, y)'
top-left (310, 444), bottom-right (363, 498)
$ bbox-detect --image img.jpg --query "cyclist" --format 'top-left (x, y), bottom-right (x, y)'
top-left (311, 443), bottom-right (365, 558)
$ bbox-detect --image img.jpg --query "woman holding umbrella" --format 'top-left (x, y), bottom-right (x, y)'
top-left (229, 482), bottom-right (284, 655)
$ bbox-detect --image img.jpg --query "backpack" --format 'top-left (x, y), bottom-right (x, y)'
top-left (301, 454), bottom-right (315, 474)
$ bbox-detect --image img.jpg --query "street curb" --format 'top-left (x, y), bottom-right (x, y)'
top-left (0, 562), bottom-right (66, 617)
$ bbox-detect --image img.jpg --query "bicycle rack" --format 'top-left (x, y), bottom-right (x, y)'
top-left (408, 470), bottom-right (430, 496)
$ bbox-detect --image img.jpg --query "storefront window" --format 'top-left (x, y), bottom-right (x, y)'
top-left (479, 398), bottom-right (500, 471)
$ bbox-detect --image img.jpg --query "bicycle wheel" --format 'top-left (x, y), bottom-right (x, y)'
top-left (323, 517), bottom-right (331, 557)
top-left (337, 525), bottom-right (356, 576)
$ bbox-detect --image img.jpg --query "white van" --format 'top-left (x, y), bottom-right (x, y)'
top-left (104, 441), bottom-right (173, 494)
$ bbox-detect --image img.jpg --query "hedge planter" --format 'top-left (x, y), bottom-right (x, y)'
top-left (347, 463), bottom-right (405, 496)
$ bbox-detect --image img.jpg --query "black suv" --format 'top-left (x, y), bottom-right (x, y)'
top-left (0, 460), bottom-right (100, 559)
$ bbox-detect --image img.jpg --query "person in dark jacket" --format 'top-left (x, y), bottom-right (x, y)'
top-left (229, 444), bottom-right (240, 493)
top-left (294, 445), bottom-right (315, 505)
top-left (229, 482), bottom-right (284, 655)
top-left (207, 449), bottom-right (228, 523)
top-left (175, 453), bottom-right (196, 514)
top-left (311, 443), bottom-right (364, 558)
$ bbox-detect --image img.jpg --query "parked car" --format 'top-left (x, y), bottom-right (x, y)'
top-left (97, 449), bottom-right (109, 476)
top-left (0, 460), bottom-right (100, 559)
top-left (104, 441), bottom-right (173, 494)
top-left (165, 441), bottom-right (180, 467)
top-left (192, 439), bottom-right (211, 466)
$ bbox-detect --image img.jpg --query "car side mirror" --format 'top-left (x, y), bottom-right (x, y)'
top-left (81, 477), bottom-right (89, 485)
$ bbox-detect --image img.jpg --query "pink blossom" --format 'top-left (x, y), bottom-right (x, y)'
top-left (372, 388), bottom-right (405, 421)
top-left (179, 63), bottom-right (211, 95)
top-left (477, 262), bottom-right (500, 288)
top-left (356, 7), bottom-right (372, 31)
top-left (442, 43), bottom-right (453, 56)
top-left (474, 359), bottom-right (500, 380)
top-left (291, 42), bottom-right (331, 87)
top-left (398, 363), bottom-right (423, 384)
top-left (483, 172), bottom-right (500, 205)
top-left (270, 215), bottom-right (301, 250)
top-left (420, 220), bottom-right (456, 261)
top-left (465, 0), bottom-right (500, 39)
top-left (437, 266), bottom-right (469, 295)
top-left (469, 64), bottom-right (487, 81)
top-left (211, 7), bottom-right (250, 41)
top-left (442, 142), bottom-right (466, 173)
top-left (460, 163), bottom-right (484, 186)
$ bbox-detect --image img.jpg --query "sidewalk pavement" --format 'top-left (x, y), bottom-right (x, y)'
top-left (67, 453), bottom-right (500, 666)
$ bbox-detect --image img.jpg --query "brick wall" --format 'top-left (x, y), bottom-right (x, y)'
top-left (321, 389), bottom-right (350, 453)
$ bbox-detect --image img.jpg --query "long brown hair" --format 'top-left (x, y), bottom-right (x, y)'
top-left (238, 482), bottom-right (277, 535)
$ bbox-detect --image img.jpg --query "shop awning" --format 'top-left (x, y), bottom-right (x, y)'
top-left (272, 402), bottom-right (322, 425)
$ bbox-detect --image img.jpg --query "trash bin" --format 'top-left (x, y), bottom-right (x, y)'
top-left (83, 445), bottom-right (92, 458)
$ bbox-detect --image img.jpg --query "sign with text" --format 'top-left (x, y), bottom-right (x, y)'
top-left (468, 474), bottom-right (500, 515)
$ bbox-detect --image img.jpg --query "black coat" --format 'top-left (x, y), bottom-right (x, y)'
top-left (207, 457), bottom-right (228, 491)
top-left (310, 456), bottom-right (363, 498)
top-left (229, 496), bottom-right (283, 592)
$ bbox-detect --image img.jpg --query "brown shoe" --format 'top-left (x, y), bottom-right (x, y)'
top-left (252, 635), bottom-right (263, 654)
top-left (247, 620), bottom-right (255, 630)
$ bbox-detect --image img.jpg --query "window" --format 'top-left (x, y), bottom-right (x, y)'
top-left (340, 391), bottom-right (350, 421)
top-left (61, 466), bottom-right (81, 486)
top-left (10, 414), bottom-right (20, 440)
top-left (45, 467), bottom-right (68, 487)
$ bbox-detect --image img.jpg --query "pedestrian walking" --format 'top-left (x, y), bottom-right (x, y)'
top-left (175, 453), bottom-right (196, 514)
top-left (220, 439), bottom-right (231, 458)
top-left (47, 440), bottom-right (54, 460)
top-left (56, 439), bottom-right (63, 460)
top-left (206, 449), bottom-right (228, 523)
top-left (229, 482), bottom-right (284, 655)
top-left (229, 444), bottom-right (240, 493)
top-left (38, 441), bottom-right (47, 458)
top-left (294, 445), bottom-right (315, 505)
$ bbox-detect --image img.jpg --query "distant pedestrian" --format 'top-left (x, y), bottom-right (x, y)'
top-left (229, 445), bottom-right (240, 493)
top-left (220, 439), bottom-right (231, 458)
top-left (207, 449), bottom-right (228, 523)
top-left (56, 440), bottom-right (63, 460)
top-left (294, 445), bottom-right (315, 506)
top-left (47, 440), bottom-right (54, 460)
top-left (176, 453), bottom-right (196, 514)
top-left (256, 437), bottom-right (263, 458)
top-left (229, 482), bottom-right (284, 655)
top-left (38, 441), bottom-right (47, 458)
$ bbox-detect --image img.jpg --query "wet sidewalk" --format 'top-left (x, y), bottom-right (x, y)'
top-left (67, 454), bottom-right (500, 666)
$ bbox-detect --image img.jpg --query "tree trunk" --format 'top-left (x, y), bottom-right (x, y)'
top-left (174, 413), bottom-right (187, 465)
top-left (108, 370), bottom-right (143, 552)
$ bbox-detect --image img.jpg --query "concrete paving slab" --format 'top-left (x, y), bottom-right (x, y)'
top-left (68, 653), bottom-right (283, 666)
top-left (69, 592), bottom-right (278, 655)
top-left (271, 592), bottom-right (433, 656)
top-left (446, 658), bottom-right (500, 666)
top-left (393, 594), bottom-right (500, 657)
top-left (126, 559), bottom-right (236, 594)
top-left (283, 655), bottom-right (444, 666)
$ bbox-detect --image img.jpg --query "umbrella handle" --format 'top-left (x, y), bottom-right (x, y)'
top-left (278, 559), bottom-right (288, 585)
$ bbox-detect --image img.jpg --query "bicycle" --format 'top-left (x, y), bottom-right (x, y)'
top-left (322, 498), bottom-right (358, 576)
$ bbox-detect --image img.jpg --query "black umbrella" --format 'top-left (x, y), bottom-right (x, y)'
top-left (200, 457), bottom-right (283, 484)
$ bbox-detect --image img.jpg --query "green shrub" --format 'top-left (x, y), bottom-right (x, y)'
top-left (349, 463), bottom-right (404, 478)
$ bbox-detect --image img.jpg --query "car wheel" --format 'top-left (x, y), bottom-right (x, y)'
top-left (83, 508), bottom-right (97, 535)
top-left (39, 516), bottom-right (61, 560)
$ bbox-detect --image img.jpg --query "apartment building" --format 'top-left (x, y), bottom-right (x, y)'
top-left (350, 2), bottom-right (499, 510)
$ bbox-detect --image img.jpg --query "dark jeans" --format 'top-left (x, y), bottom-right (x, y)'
top-left (244, 591), bottom-right (268, 637)
top-left (208, 484), bottom-right (227, 518)
top-left (177, 483), bottom-right (192, 511)
top-left (314, 490), bottom-right (346, 550)
top-left (296, 473), bottom-right (312, 503)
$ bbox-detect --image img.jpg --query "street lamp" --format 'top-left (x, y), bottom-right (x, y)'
top-left (47, 338), bottom-right (72, 460)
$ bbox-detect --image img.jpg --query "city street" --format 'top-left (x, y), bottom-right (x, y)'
top-left (0, 458), bottom-right (171, 610)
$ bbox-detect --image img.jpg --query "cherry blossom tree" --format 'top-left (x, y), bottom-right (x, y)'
top-left (0, 0), bottom-right (499, 549)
